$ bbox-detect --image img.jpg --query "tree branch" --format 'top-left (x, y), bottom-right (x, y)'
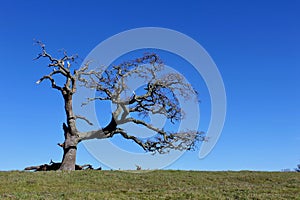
top-left (36, 75), bottom-right (62, 91)
top-left (116, 128), bottom-right (148, 151)
top-left (116, 128), bottom-right (205, 154)
top-left (75, 115), bottom-right (93, 126)
top-left (34, 41), bottom-right (78, 94)
top-left (119, 117), bottom-right (167, 138)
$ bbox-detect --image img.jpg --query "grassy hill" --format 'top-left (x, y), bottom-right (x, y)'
top-left (0, 170), bottom-right (299, 199)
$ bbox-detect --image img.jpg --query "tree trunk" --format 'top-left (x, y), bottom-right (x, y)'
top-left (59, 93), bottom-right (79, 171)
top-left (59, 123), bottom-right (78, 170)
top-left (60, 147), bottom-right (77, 170)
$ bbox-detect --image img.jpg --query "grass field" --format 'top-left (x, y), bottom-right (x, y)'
top-left (0, 170), bottom-right (299, 199)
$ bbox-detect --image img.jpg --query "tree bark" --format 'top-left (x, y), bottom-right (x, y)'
top-left (59, 93), bottom-right (79, 171)
top-left (59, 123), bottom-right (78, 170)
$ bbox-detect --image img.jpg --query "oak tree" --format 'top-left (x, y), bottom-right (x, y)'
top-left (34, 42), bottom-right (204, 171)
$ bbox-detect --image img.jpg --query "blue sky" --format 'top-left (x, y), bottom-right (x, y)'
top-left (0, 0), bottom-right (299, 171)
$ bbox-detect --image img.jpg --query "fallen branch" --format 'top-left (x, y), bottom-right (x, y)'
top-left (24, 160), bottom-right (98, 171)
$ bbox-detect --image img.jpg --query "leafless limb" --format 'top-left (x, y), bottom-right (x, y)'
top-left (112, 127), bottom-right (205, 154)
top-left (75, 115), bottom-right (93, 125)
top-left (36, 74), bottom-right (62, 91)
top-left (34, 41), bottom-right (79, 95)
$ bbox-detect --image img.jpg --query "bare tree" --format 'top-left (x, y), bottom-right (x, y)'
top-left (34, 41), bottom-right (205, 171)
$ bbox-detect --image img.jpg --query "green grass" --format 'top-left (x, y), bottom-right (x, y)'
top-left (0, 170), bottom-right (299, 199)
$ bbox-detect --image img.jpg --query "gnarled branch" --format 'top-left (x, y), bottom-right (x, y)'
top-left (34, 41), bottom-right (78, 95)
top-left (36, 75), bottom-right (62, 91)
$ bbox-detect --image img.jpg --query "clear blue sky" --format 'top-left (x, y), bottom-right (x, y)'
top-left (0, 0), bottom-right (299, 171)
